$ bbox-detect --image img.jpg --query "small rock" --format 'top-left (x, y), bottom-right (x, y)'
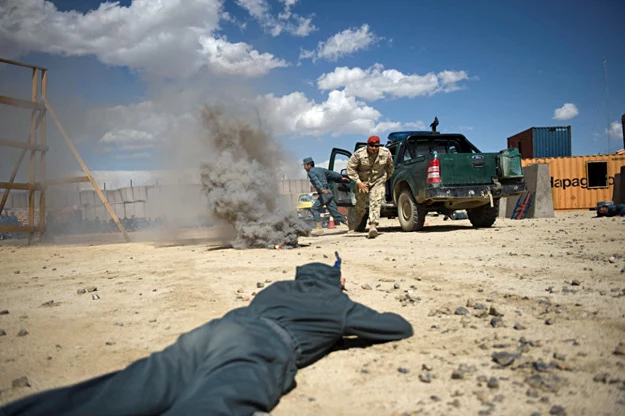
top-left (533, 360), bottom-right (551, 372)
top-left (455, 306), bottom-right (470, 316)
top-left (17, 329), bottom-right (28, 337)
top-left (513, 322), bottom-right (526, 330)
top-left (0, 310), bottom-right (9, 315)
top-left (77, 288), bottom-right (86, 295)
top-left (242, 296), bottom-right (251, 302)
top-left (449, 399), bottom-right (461, 408)
top-left (489, 306), bottom-right (504, 317)
top-left (526, 389), bottom-right (539, 398)
top-left (86, 286), bottom-right (97, 293)
top-left (451, 370), bottom-right (464, 379)
top-left (608, 256), bottom-right (616, 264)
top-left (265, 279), bottom-right (272, 283)
top-left (614, 342), bottom-right (625, 356)
top-left (105, 341), bottom-right (115, 346)
top-left (553, 353), bottom-right (566, 361)
top-left (360, 368), bottom-right (369, 374)
top-left (487, 377), bottom-right (500, 389)
top-left (474, 303), bottom-right (487, 310)
top-left (256, 282), bottom-right (265, 288)
top-left (492, 351), bottom-right (518, 366)
top-left (490, 316), bottom-right (504, 328)
top-left (422, 363), bottom-right (433, 371)
top-left (41, 300), bottom-right (54, 307)
top-left (92, 294), bottom-right (100, 300)
top-left (430, 395), bottom-right (441, 402)
top-left (0, 329), bottom-right (6, 336)
top-left (545, 318), bottom-right (555, 325)
top-left (419, 372), bottom-right (431, 383)
top-left (571, 280), bottom-right (580, 286)
top-left (397, 367), bottom-right (410, 374)
top-left (12, 376), bottom-right (30, 388)
top-left (361, 284), bottom-right (372, 290)
top-left (593, 373), bottom-right (609, 383)
top-left (549, 405), bottom-right (566, 415)
top-left (393, 283), bottom-right (400, 289)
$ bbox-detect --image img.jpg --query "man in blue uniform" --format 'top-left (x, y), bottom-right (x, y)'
top-left (0, 254), bottom-right (413, 416)
top-left (303, 157), bottom-right (350, 234)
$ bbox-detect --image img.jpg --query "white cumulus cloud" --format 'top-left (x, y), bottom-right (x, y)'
top-left (299, 24), bottom-right (380, 62)
top-left (235, 0), bottom-right (317, 37)
top-left (317, 64), bottom-right (472, 101)
top-left (552, 103), bottom-right (579, 120)
top-left (253, 89), bottom-right (415, 137)
top-left (607, 120), bottom-right (623, 140)
top-left (0, 0), bottom-right (288, 78)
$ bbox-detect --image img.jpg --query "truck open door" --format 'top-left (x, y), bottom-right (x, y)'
top-left (329, 148), bottom-right (355, 207)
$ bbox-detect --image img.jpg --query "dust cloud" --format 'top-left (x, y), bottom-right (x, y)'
top-left (199, 106), bottom-right (310, 249)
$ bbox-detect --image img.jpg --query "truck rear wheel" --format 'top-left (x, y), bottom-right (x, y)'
top-left (467, 200), bottom-right (499, 228)
top-left (397, 190), bottom-right (426, 231)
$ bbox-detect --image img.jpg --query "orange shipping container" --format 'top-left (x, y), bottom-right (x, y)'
top-left (522, 154), bottom-right (625, 210)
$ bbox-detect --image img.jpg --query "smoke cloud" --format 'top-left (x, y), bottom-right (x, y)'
top-left (199, 106), bottom-right (310, 248)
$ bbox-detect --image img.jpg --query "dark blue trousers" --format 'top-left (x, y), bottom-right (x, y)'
top-left (0, 314), bottom-right (297, 416)
top-left (311, 192), bottom-right (347, 224)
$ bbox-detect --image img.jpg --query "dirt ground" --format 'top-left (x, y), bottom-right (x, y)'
top-left (1, 211), bottom-right (624, 415)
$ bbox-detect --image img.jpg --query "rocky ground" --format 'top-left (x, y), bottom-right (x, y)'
top-left (0, 211), bottom-right (624, 415)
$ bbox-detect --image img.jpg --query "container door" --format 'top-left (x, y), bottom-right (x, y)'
top-left (329, 148), bottom-right (355, 207)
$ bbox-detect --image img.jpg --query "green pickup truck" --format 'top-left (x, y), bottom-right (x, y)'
top-left (329, 121), bottom-right (527, 231)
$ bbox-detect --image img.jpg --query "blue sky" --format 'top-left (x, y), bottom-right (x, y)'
top-left (1, 0), bottom-right (623, 185)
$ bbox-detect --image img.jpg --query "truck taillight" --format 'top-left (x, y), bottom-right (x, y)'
top-left (427, 158), bottom-right (440, 184)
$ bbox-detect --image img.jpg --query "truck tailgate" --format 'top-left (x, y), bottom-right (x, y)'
top-left (438, 153), bottom-right (497, 186)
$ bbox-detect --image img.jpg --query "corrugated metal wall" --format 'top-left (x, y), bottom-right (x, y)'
top-left (507, 128), bottom-right (534, 159)
top-left (532, 126), bottom-right (572, 158)
top-left (523, 154), bottom-right (625, 210)
top-left (3, 180), bottom-right (314, 219)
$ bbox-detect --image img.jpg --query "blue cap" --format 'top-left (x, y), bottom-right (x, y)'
top-left (303, 157), bottom-right (314, 165)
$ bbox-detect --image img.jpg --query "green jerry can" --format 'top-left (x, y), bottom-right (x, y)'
top-left (497, 148), bottom-right (523, 179)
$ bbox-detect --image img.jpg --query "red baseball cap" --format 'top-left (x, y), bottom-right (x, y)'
top-left (367, 135), bottom-right (380, 144)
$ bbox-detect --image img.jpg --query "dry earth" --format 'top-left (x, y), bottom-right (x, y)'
top-left (1, 212), bottom-right (625, 416)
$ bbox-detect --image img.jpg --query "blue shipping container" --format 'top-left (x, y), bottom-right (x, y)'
top-left (531, 126), bottom-right (572, 158)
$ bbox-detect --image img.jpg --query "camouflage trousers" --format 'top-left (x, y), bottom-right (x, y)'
top-left (355, 181), bottom-right (385, 226)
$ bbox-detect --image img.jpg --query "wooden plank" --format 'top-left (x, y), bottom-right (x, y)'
top-left (0, 58), bottom-right (47, 71)
top-left (0, 138), bottom-right (49, 151)
top-left (0, 110), bottom-right (45, 213)
top-left (43, 97), bottom-right (131, 242)
top-left (0, 225), bottom-right (44, 233)
top-left (48, 176), bottom-right (89, 185)
top-left (28, 68), bottom-right (38, 244)
top-left (0, 182), bottom-right (44, 191)
top-left (0, 95), bottom-right (44, 110)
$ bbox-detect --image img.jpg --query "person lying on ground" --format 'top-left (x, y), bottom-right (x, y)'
top-left (596, 203), bottom-right (625, 217)
top-left (0, 253), bottom-right (413, 416)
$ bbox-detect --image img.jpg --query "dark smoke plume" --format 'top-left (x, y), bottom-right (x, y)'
top-left (199, 106), bottom-right (310, 249)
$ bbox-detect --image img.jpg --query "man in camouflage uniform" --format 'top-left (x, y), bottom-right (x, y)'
top-left (346, 135), bottom-right (395, 239)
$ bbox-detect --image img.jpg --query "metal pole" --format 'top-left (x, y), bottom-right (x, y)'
top-left (603, 57), bottom-right (612, 153)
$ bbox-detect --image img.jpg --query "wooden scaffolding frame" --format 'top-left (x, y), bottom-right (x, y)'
top-left (0, 57), bottom-right (130, 243)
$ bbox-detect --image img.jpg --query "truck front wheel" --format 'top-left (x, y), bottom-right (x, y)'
top-left (467, 200), bottom-right (499, 228)
top-left (397, 190), bottom-right (426, 231)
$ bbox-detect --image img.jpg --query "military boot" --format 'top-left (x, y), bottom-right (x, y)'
top-left (368, 223), bottom-right (378, 239)
top-left (311, 222), bottom-right (324, 235)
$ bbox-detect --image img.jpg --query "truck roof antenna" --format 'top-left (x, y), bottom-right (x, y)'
top-left (430, 116), bottom-right (439, 133)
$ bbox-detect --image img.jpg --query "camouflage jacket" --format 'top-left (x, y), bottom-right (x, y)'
top-left (346, 146), bottom-right (395, 186)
